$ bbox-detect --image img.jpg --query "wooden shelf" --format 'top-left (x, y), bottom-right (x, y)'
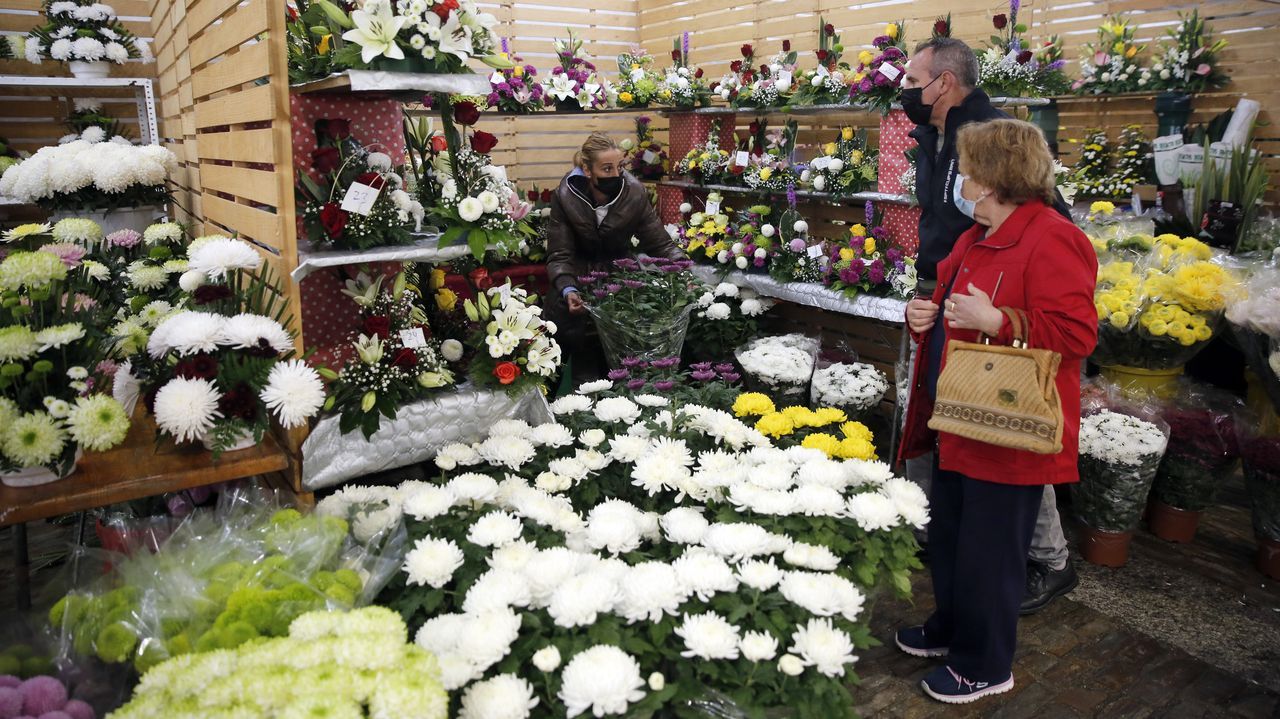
top-left (657, 179), bottom-right (916, 207)
top-left (0, 416), bottom-right (290, 527)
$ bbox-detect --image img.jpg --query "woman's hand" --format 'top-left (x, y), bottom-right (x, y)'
top-left (944, 283), bottom-right (1003, 336)
top-left (906, 298), bottom-right (940, 334)
top-left (566, 291), bottom-right (586, 315)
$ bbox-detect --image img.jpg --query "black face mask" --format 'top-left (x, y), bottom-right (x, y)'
top-left (593, 175), bottom-right (624, 196)
top-left (900, 74), bottom-right (941, 126)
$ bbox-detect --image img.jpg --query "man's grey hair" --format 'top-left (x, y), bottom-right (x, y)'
top-left (913, 38), bottom-right (979, 90)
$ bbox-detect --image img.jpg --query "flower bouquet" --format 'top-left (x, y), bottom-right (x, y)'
top-left (676, 195), bottom-right (735, 264)
top-left (625, 116), bottom-right (667, 182)
top-left (1239, 416), bottom-right (1280, 579)
top-left (110, 606), bottom-right (446, 719)
top-left (1073, 15), bottom-right (1150, 95)
top-left (658, 33), bottom-right (711, 109)
top-left (1227, 267), bottom-right (1280, 412)
top-left (1148, 384), bottom-right (1241, 541)
top-left (790, 18), bottom-right (852, 107)
top-left (735, 333), bottom-right (820, 406)
top-left (1032, 35), bottom-right (1072, 97)
top-left (731, 392), bottom-right (878, 461)
top-left (1105, 124), bottom-right (1155, 199)
top-left (578, 257), bottom-right (700, 368)
top-left (0, 129), bottom-right (175, 214)
top-left (486, 42), bottom-right (549, 113)
top-left (1074, 408), bottom-right (1169, 565)
top-left (297, 118), bottom-right (423, 251)
top-left (24, 0), bottom-right (153, 77)
top-left (810, 362), bottom-right (889, 420)
top-left (731, 41), bottom-right (797, 109)
top-left (0, 223), bottom-right (130, 486)
top-left (766, 211), bottom-right (826, 284)
top-left (742, 121), bottom-right (798, 192)
top-left (544, 32), bottom-right (615, 112)
top-left (615, 46), bottom-right (661, 108)
top-left (823, 212), bottom-right (904, 299)
top-left (800, 126), bottom-right (876, 196)
top-left (601, 355), bottom-right (743, 409)
top-left (1072, 131), bottom-right (1117, 200)
top-left (321, 271), bottom-right (457, 439)
top-left (688, 280), bottom-right (775, 362)
top-left (975, 0), bottom-right (1038, 98)
top-left (1148, 10), bottom-right (1228, 94)
top-left (710, 201), bottom-right (777, 272)
top-left (463, 282), bottom-right (561, 395)
top-left (285, 0), bottom-right (339, 83)
top-left (674, 121), bottom-right (732, 184)
top-left (89, 219), bottom-right (191, 330)
top-left (848, 22), bottom-right (907, 114)
top-left (325, 0), bottom-right (507, 74)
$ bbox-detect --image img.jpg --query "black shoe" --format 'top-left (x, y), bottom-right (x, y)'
top-left (1019, 561), bottom-right (1077, 615)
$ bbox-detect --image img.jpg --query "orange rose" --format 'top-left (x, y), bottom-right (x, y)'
top-left (494, 361), bottom-right (521, 385)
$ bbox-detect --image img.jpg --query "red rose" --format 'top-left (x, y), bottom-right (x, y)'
top-left (319, 202), bottom-right (348, 238)
top-left (824, 23), bottom-right (835, 36)
top-left (355, 171), bottom-right (386, 189)
top-left (218, 383), bottom-right (258, 422)
top-left (431, 0), bottom-right (458, 21)
top-left (540, 188), bottom-right (553, 203)
top-left (286, 4), bottom-right (298, 20)
top-left (993, 13), bottom-right (1008, 29)
top-left (782, 39), bottom-right (791, 52)
top-left (527, 189), bottom-right (538, 202)
top-left (322, 118), bottom-right (351, 140)
top-left (391, 348), bottom-right (418, 369)
top-left (1017, 50), bottom-right (1033, 64)
top-left (816, 49), bottom-right (829, 62)
top-left (494, 361), bottom-right (521, 385)
top-left (470, 130), bottom-right (499, 154)
top-left (453, 101), bottom-right (480, 126)
top-left (671, 49), bottom-right (681, 61)
top-left (748, 121), bottom-right (760, 135)
top-left (730, 164), bottom-right (745, 175)
top-left (430, 135), bottom-right (448, 153)
top-left (362, 315), bottom-right (391, 338)
top-left (730, 60), bottom-right (742, 73)
top-left (934, 20), bottom-right (950, 37)
top-left (694, 68), bottom-right (703, 78)
top-left (759, 64), bottom-right (769, 76)
top-left (312, 146), bottom-right (340, 173)
top-left (469, 267), bottom-right (493, 291)
top-left (740, 44), bottom-right (752, 58)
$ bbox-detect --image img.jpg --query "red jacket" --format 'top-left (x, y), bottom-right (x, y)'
top-left (897, 200), bottom-right (1098, 486)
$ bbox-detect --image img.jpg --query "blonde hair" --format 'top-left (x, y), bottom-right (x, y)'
top-left (574, 132), bottom-right (620, 170)
top-left (957, 119), bottom-right (1056, 205)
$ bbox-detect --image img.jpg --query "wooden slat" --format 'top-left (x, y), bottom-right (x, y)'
top-left (197, 128), bottom-right (274, 162)
top-left (189, 0), bottom-right (269, 68)
top-left (198, 162), bottom-right (279, 206)
top-left (190, 41), bottom-right (270, 99)
top-left (201, 192), bottom-right (282, 247)
top-left (193, 82), bottom-right (275, 128)
top-left (186, 0), bottom-right (241, 34)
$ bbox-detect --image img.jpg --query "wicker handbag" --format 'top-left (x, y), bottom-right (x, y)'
top-left (927, 307), bottom-right (1064, 454)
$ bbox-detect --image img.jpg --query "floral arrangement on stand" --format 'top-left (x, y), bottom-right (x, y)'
top-left (325, 0), bottom-right (507, 73)
top-left (109, 607), bottom-right (447, 719)
top-left (688, 280), bottom-right (776, 362)
top-left (658, 33), bottom-right (710, 109)
top-left (24, 0), bottom-right (153, 73)
top-left (975, 0), bottom-right (1069, 99)
top-left (1148, 10), bottom-right (1228, 94)
top-left (742, 121), bottom-right (798, 192)
top-left (577, 257), bottom-right (700, 367)
top-left (624, 116), bottom-right (667, 181)
top-left (0, 222), bottom-right (130, 485)
top-left (615, 46), bottom-right (661, 108)
top-left (1073, 15), bottom-right (1149, 95)
top-left (824, 220), bottom-right (907, 300)
top-left (1071, 129), bottom-right (1119, 199)
top-left (486, 41), bottom-right (548, 113)
top-left (463, 282), bottom-right (561, 396)
top-left (676, 194), bottom-right (736, 265)
top-left (718, 201), bottom-right (780, 272)
top-left (0, 128), bottom-right (175, 212)
top-left (320, 270), bottom-right (457, 439)
top-left (791, 18), bottom-right (851, 106)
top-left (811, 362), bottom-right (889, 420)
top-left (298, 118), bottom-right (423, 251)
top-left (1032, 35), bottom-right (1072, 97)
top-left (1107, 124), bottom-right (1155, 198)
top-left (285, 0), bottom-right (338, 83)
top-left (602, 354), bottom-right (742, 409)
top-left (543, 33), bottom-right (615, 111)
top-left (799, 126), bottom-right (876, 197)
top-left (765, 207), bottom-right (826, 284)
top-left (718, 41), bottom-right (796, 109)
top-left (674, 121), bottom-right (732, 185)
top-left (848, 22), bottom-right (907, 114)
top-left (1075, 409), bottom-right (1169, 535)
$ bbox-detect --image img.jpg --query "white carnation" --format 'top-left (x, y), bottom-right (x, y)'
top-left (559, 646), bottom-right (647, 719)
top-left (676, 612), bottom-right (741, 660)
top-left (466, 510), bottom-right (525, 548)
top-left (403, 536), bottom-right (465, 588)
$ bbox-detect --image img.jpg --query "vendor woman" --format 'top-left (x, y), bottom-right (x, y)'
top-left (545, 132), bottom-right (686, 383)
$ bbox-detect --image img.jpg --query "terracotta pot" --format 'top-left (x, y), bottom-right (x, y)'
top-left (1078, 524), bottom-right (1134, 568)
top-left (1257, 538), bottom-right (1280, 581)
top-left (1148, 500), bottom-right (1201, 543)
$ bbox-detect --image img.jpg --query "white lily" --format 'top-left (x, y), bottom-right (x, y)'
top-left (546, 74), bottom-right (577, 101)
top-left (341, 0), bottom-right (407, 64)
top-left (431, 10), bottom-right (474, 61)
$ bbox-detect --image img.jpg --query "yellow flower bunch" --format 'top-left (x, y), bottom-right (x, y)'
top-left (755, 412), bottom-right (794, 439)
top-left (1152, 234), bottom-right (1211, 267)
top-left (802, 433), bottom-right (842, 457)
top-left (732, 392), bottom-right (775, 417)
top-left (1170, 261), bottom-right (1232, 313)
top-left (1138, 302), bottom-right (1212, 346)
top-left (885, 23), bottom-right (899, 40)
top-left (619, 91), bottom-right (634, 104)
top-left (1090, 201), bottom-right (1116, 216)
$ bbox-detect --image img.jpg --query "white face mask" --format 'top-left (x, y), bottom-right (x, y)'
top-left (953, 174), bottom-right (991, 221)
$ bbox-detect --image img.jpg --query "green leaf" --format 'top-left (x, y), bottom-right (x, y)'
top-left (467, 229), bottom-right (488, 260)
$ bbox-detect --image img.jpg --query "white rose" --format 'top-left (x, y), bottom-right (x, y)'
top-left (731, 242), bottom-right (744, 254)
top-left (829, 159), bottom-right (844, 172)
top-left (720, 89), bottom-right (731, 100)
top-left (717, 250), bottom-right (729, 263)
top-left (779, 654), bottom-right (804, 676)
top-left (813, 175), bottom-right (826, 191)
top-left (800, 169), bottom-right (812, 182)
top-left (811, 74), bottom-right (823, 87)
top-left (532, 645), bottom-right (562, 672)
top-left (441, 339), bottom-right (464, 362)
top-left (793, 220), bottom-right (808, 234)
top-left (760, 224), bottom-right (775, 238)
top-left (735, 256), bottom-right (749, 269)
top-left (458, 197), bottom-right (485, 222)
top-left (478, 190), bottom-right (500, 213)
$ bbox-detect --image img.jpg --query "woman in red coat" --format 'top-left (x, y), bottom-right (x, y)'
top-left (893, 119), bottom-right (1097, 703)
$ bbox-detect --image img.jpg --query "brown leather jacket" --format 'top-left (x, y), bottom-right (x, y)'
top-left (545, 169), bottom-right (685, 297)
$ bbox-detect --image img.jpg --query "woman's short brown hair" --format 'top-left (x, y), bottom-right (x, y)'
top-left (956, 119), bottom-right (1056, 206)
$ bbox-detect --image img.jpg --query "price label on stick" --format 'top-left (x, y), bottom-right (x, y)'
top-left (642, 150), bottom-right (657, 164)
top-left (777, 69), bottom-right (792, 89)
top-left (705, 199), bottom-right (721, 216)
top-left (399, 328), bottom-right (427, 349)
top-left (735, 150), bottom-right (750, 168)
top-left (340, 182), bottom-right (380, 215)
top-left (807, 244), bottom-right (824, 259)
top-left (878, 64), bottom-right (901, 82)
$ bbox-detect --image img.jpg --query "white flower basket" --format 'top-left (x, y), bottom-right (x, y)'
top-left (201, 428), bottom-right (257, 454)
top-left (68, 60), bottom-right (111, 79)
top-left (50, 205), bottom-right (164, 236)
top-left (2, 449), bottom-right (83, 488)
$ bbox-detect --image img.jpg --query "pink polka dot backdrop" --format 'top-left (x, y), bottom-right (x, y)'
top-left (877, 109), bottom-right (921, 255)
top-left (657, 184), bottom-right (684, 225)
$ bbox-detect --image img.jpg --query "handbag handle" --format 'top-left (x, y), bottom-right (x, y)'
top-left (981, 307), bottom-right (1029, 349)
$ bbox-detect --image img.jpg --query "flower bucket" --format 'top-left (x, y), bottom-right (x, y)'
top-left (50, 205), bottom-right (165, 237)
top-left (1078, 524), bottom-right (1134, 568)
top-left (554, 99), bottom-right (585, 113)
top-left (201, 429), bottom-right (257, 454)
top-left (68, 60), bottom-right (111, 79)
top-left (1100, 364), bottom-right (1184, 400)
top-left (1154, 91), bottom-right (1192, 137)
top-left (588, 304), bottom-right (693, 370)
top-left (1153, 134), bottom-right (1185, 185)
top-left (1, 449), bottom-right (83, 488)
top-left (1028, 100), bottom-right (1061, 150)
top-left (1147, 500), bottom-right (1201, 543)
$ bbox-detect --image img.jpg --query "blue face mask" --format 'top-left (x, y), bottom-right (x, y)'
top-left (952, 174), bottom-right (990, 221)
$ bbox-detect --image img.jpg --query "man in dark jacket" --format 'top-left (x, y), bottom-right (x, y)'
top-left (545, 133), bottom-right (685, 384)
top-left (899, 38), bottom-right (1077, 617)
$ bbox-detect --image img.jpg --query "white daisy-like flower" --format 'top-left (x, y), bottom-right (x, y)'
top-left (630, 452), bottom-right (693, 497)
top-left (466, 510), bottom-right (525, 548)
top-left (35, 322), bottom-right (85, 351)
top-left (186, 236), bottom-right (263, 279)
top-left (530, 422), bottom-right (574, 448)
top-left (796, 457), bottom-right (848, 489)
top-left (576, 448), bottom-right (611, 472)
top-left (550, 394), bottom-right (593, 415)
top-left (487, 538), bottom-right (538, 572)
top-left (447, 472), bottom-right (500, 503)
top-left (584, 499), bottom-right (646, 555)
top-left (222, 313), bottom-right (294, 354)
top-left (634, 394), bottom-right (668, 407)
top-left (434, 442), bottom-right (481, 471)
top-left (532, 645), bottom-right (561, 672)
top-left (547, 570), bottom-right (621, 628)
top-left (490, 418), bottom-right (533, 438)
top-left (147, 311), bottom-right (227, 358)
top-left (579, 428), bottom-right (607, 448)
top-left (740, 630), bottom-right (779, 662)
top-left (843, 459), bottom-right (895, 487)
top-left (144, 221), bottom-right (183, 244)
top-left (403, 536), bottom-right (465, 588)
top-left (577, 379), bottom-right (613, 394)
top-left (737, 558), bottom-right (784, 591)
top-left (548, 456), bottom-right (590, 484)
top-left (559, 645), bottom-right (647, 718)
top-left (661, 506), bottom-right (710, 544)
top-left (729, 484), bottom-right (798, 516)
top-left (402, 484), bottom-right (456, 520)
top-left (607, 434), bottom-right (650, 464)
top-left (152, 377), bottom-right (222, 442)
top-left (617, 561), bottom-right (687, 623)
top-left (789, 617), bottom-right (858, 677)
top-left (782, 542), bottom-right (840, 572)
top-left (779, 570), bottom-right (865, 621)
top-left (676, 612), bottom-right (741, 660)
top-left (458, 674), bottom-right (538, 719)
top-left (476, 435), bottom-right (537, 470)
top-left (845, 492), bottom-right (901, 532)
top-left (701, 522), bottom-right (791, 563)
top-left (881, 477), bottom-right (930, 529)
top-left (522, 547), bottom-right (592, 606)
top-left (791, 484), bottom-right (847, 517)
top-left (259, 359), bottom-right (324, 429)
top-left (593, 396), bottom-right (642, 424)
top-left (673, 547), bottom-right (739, 601)
top-left (533, 470), bottom-right (571, 493)
top-left (463, 568), bottom-right (534, 613)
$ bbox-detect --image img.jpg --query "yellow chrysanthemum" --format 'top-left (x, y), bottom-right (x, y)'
top-left (1090, 201), bottom-right (1116, 216)
top-left (1145, 319), bottom-right (1168, 336)
top-left (780, 406), bottom-right (817, 427)
top-left (802, 433), bottom-right (842, 458)
top-left (759, 168), bottom-right (773, 181)
top-left (841, 421), bottom-right (873, 443)
top-left (858, 50), bottom-right (875, 66)
top-left (755, 412), bottom-right (795, 439)
top-left (1109, 311), bottom-right (1130, 328)
top-left (836, 436), bottom-right (877, 461)
top-left (812, 407), bottom-right (848, 426)
top-left (732, 392), bottom-right (776, 417)
top-left (1170, 262), bottom-right (1231, 312)
top-left (1193, 324), bottom-right (1214, 342)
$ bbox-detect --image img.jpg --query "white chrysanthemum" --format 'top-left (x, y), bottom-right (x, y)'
top-left (558, 645), bottom-right (647, 719)
top-left (676, 612), bottom-right (741, 660)
top-left (550, 394), bottom-right (593, 415)
top-left (796, 457), bottom-right (849, 489)
top-left (617, 561), bottom-right (687, 623)
top-left (403, 485), bottom-right (456, 520)
top-left (490, 418), bottom-right (532, 438)
top-left (593, 396), bottom-right (642, 424)
top-left (487, 538), bottom-right (538, 572)
top-left (65, 394), bottom-right (129, 452)
top-left (705, 302), bottom-right (732, 320)
top-left (845, 492), bottom-right (901, 532)
top-left (259, 359), bottom-right (324, 429)
top-left (403, 536), bottom-right (465, 588)
top-left (532, 645), bottom-right (561, 672)
top-left (630, 453), bottom-right (692, 497)
top-left (548, 456), bottom-right (590, 483)
top-left (2, 411), bottom-right (66, 468)
top-left (673, 547), bottom-right (739, 601)
top-left (695, 449), bottom-right (740, 478)
top-left (576, 448), bottom-right (611, 472)
top-left (522, 547), bottom-right (592, 606)
top-left (530, 422), bottom-right (574, 448)
top-left (740, 630), bottom-right (780, 662)
top-left (585, 499), bottom-right (646, 555)
top-left (464, 568), bottom-right (533, 613)
top-left (729, 484), bottom-right (798, 516)
top-left (779, 571), bottom-right (865, 621)
top-left (458, 673), bottom-right (538, 719)
top-left (144, 221), bottom-right (183, 244)
top-left (147, 311), bottom-right (226, 358)
top-left (476, 435), bottom-right (537, 470)
top-left (187, 236), bottom-right (263, 279)
top-left (448, 472), bottom-right (500, 503)
top-left (881, 477), bottom-right (930, 529)
top-left (466, 510), bottom-right (525, 548)
top-left (782, 542), bottom-right (841, 572)
top-left (111, 360), bottom-right (140, 413)
top-left (152, 377), bottom-right (222, 442)
top-left (577, 379), bottom-right (612, 394)
top-left (222, 313), bottom-right (294, 354)
top-left (737, 558), bottom-right (784, 591)
top-left (661, 506), bottom-right (710, 544)
top-left (791, 484), bottom-right (847, 517)
top-left (634, 394), bottom-right (668, 407)
top-left (533, 470), bottom-right (571, 493)
top-left (702, 522), bottom-right (790, 563)
top-left (750, 461), bottom-right (796, 491)
top-left (578, 428), bottom-right (607, 448)
top-left (843, 459), bottom-right (894, 487)
top-left (547, 570), bottom-right (621, 628)
top-left (713, 282), bottom-right (740, 298)
top-left (607, 434), bottom-right (650, 464)
top-left (35, 322), bottom-right (85, 351)
top-left (434, 442), bottom-right (481, 471)
top-left (789, 617), bottom-right (858, 677)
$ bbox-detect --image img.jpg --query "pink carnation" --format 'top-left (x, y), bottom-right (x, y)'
top-left (37, 243), bottom-right (86, 268)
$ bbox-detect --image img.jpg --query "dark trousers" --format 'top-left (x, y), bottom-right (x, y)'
top-left (923, 463), bottom-right (1043, 682)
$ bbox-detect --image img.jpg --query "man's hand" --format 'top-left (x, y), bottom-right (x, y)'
top-left (566, 291), bottom-right (586, 315)
top-left (906, 297), bottom-right (940, 334)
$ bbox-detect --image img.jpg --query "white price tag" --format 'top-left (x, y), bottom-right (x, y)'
top-left (399, 327), bottom-right (427, 349)
top-left (340, 182), bottom-right (381, 216)
top-left (776, 69), bottom-right (792, 88)
top-left (735, 150), bottom-right (750, 167)
top-left (878, 63), bottom-right (901, 82)
top-left (704, 199), bottom-right (721, 216)
top-left (642, 150), bottom-right (657, 164)
top-left (807, 244), bottom-right (824, 258)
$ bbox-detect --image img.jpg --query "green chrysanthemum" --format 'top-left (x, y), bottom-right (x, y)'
top-left (2, 411), bottom-right (67, 467)
top-left (66, 394), bottom-right (130, 451)
top-left (0, 325), bottom-right (39, 363)
top-left (143, 222), bottom-right (184, 245)
top-left (0, 251), bottom-right (68, 292)
top-left (127, 262), bottom-right (168, 291)
top-left (52, 218), bottom-right (104, 245)
top-left (35, 322), bottom-right (85, 351)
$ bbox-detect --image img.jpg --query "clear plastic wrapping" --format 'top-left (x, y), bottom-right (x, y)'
top-left (810, 339), bottom-right (889, 421)
top-left (587, 303), bottom-right (694, 369)
top-left (1152, 382), bottom-right (1243, 511)
top-left (1238, 406), bottom-right (1280, 542)
top-left (734, 332), bottom-right (821, 406)
top-left (1074, 383), bottom-right (1171, 533)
